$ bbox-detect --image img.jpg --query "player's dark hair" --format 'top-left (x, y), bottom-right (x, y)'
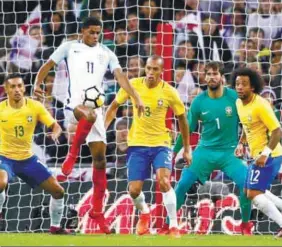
top-left (4, 73), bottom-right (23, 84)
top-left (82, 17), bottom-right (102, 29)
top-left (230, 67), bottom-right (264, 94)
top-left (205, 61), bottom-right (224, 76)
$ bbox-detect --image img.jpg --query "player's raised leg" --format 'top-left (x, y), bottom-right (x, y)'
top-left (87, 141), bottom-right (113, 234)
top-left (62, 105), bottom-right (96, 176)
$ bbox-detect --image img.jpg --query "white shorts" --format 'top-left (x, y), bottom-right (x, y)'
top-left (64, 106), bottom-right (107, 144)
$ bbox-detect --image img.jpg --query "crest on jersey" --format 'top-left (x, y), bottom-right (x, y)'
top-left (248, 115), bottom-right (252, 122)
top-left (158, 99), bottom-right (164, 107)
top-left (27, 116), bottom-right (33, 123)
top-left (225, 106), bottom-right (232, 117)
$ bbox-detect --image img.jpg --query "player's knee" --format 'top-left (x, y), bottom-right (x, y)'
top-left (51, 186), bottom-right (65, 199)
top-left (129, 185), bottom-right (142, 199)
top-left (158, 176), bottom-right (171, 193)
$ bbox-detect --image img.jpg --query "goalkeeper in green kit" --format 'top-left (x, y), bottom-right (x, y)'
top-left (160, 61), bottom-right (254, 234)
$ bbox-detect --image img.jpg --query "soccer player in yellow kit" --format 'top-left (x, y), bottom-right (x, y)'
top-left (232, 68), bottom-right (282, 237)
top-left (0, 74), bottom-right (71, 234)
top-left (105, 55), bottom-right (191, 238)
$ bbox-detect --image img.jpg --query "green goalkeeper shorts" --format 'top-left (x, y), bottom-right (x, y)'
top-left (189, 146), bottom-right (248, 188)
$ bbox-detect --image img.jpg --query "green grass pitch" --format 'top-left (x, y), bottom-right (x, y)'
top-left (1, 234), bottom-right (282, 246)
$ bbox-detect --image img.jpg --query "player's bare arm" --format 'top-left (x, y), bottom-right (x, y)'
top-left (104, 100), bottom-right (119, 130)
top-left (114, 68), bottom-right (144, 117)
top-left (34, 60), bottom-right (56, 98)
top-left (256, 127), bottom-right (281, 167)
top-left (177, 113), bottom-right (192, 164)
top-left (48, 122), bottom-right (62, 144)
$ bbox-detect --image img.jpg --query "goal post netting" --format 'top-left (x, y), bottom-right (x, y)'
top-left (0, 0), bottom-right (281, 235)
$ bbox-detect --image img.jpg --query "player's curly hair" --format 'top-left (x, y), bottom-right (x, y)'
top-left (230, 67), bottom-right (264, 94)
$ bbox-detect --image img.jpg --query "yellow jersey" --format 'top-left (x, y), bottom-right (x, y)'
top-left (236, 95), bottom-right (282, 158)
top-left (115, 77), bottom-right (185, 147)
top-left (0, 98), bottom-right (55, 160)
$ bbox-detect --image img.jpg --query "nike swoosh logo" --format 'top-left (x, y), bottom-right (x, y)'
top-left (202, 112), bottom-right (209, 115)
top-left (1, 120), bottom-right (7, 122)
top-left (74, 50), bottom-right (80, 53)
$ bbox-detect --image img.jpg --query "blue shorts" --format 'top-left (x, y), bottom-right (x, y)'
top-left (0, 155), bottom-right (52, 188)
top-left (245, 156), bottom-right (282, 191)
top-left (127, 146), bottom-right (172, 181)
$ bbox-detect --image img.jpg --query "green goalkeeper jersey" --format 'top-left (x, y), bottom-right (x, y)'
top-left (174, 88), bottom-right (239, 153)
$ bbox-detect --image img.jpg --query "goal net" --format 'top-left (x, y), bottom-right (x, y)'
top-left (0, 0), bottom-right (282, 235)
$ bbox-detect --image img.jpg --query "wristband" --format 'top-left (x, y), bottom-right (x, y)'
top-left (261, 146), bottom-right (272, 157)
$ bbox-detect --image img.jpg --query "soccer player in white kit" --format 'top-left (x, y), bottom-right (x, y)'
top-left (34, 17), bottom-right (144, 234)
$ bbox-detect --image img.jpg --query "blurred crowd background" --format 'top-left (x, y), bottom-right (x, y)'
top-left (0, 0), bottom-right (281, 180)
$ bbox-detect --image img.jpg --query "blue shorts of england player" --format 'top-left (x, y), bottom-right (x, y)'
top-left (0, 155), bottom-right (52, 188)
top-left (245, 155), bottom-right (282, 191)
top-left (127, 146), bottom-right (172, 181)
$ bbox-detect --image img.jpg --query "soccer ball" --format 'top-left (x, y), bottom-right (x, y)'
top-left (81, 86), bottom-right (105, 109)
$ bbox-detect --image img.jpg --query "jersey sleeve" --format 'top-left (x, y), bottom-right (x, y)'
top-left (168, 87), bottom-right (185, 116)
top-left (188, 98), bottom-right (200, 133)
top-left (257, 99), bottom-right (281, 132)
top-left (108, 49), bottom-right (122, 73)
top-left (35, 101), bottom-right (56, 127)
top-left (115, 87), bottom-right (130, 105)
top-left (50, 41), bottom-right (72, 64)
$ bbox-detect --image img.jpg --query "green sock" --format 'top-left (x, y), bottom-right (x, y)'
top-left (239, 192), bottom-right (252, 223)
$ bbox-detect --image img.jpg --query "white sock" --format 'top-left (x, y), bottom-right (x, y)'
top-left (49, 198), bottom-right (64, 227)
top-left (0, 191), bottom-right (5, 213)
top-left (265, 190), bottom-right (282, 211)
top-left (132, 192), bottom-right (150, 214)
top-left (162, 187), bottom-right (178, 229)
top-left (253, 194), bottom-right (282, 227)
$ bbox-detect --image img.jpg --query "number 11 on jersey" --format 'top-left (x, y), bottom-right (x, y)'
top-left (87, 62), bottom-right (94, 73)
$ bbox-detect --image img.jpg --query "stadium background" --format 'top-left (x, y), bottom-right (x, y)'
top-left (0, 0), bottom-right (282, 236)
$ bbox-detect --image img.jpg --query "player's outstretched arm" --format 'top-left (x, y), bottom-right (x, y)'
top-left (177, 113), bottom-right (192, 164)
top-left (104, 100), bottom-right (120, 130)
top-left (114, 68), bottom-right (144, 117)
top-left (34, 60), bottom-right (56, 99)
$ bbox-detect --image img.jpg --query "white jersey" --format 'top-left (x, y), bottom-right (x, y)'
top-left (50, 40), bottom-right (121, 108)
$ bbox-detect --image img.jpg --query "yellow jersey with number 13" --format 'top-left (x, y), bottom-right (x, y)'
top-left (115, 77), bottom-right (185, 147)
top-left (0, 98), bottom-right (55, 160)
top-left (236, 95), bottom-right (282, 158)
